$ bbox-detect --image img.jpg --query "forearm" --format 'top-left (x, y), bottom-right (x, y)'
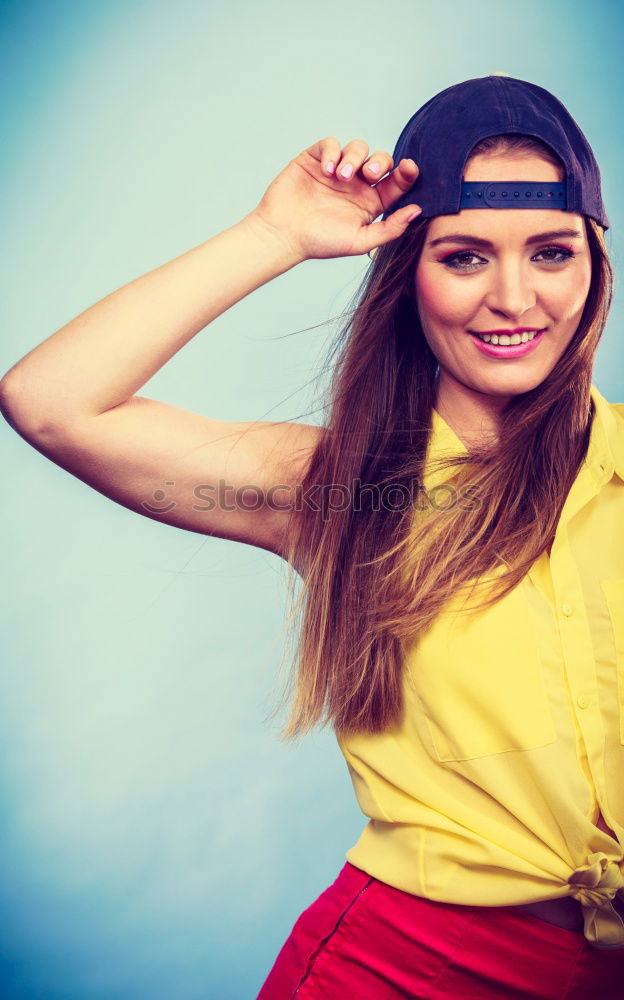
top-left (0, 211), bottom-right (301, 430)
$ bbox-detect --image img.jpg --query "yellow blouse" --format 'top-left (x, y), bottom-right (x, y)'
top-left (337, 383), bottom-right (624, 951)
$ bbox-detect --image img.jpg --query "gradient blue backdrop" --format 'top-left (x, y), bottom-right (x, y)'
top-left (1, 1), bottom-right (623, 997)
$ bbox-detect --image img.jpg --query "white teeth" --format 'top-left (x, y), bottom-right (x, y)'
top-left (475, 330), bottom-right (539, 345)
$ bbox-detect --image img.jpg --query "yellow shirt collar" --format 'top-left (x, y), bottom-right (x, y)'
top-left (427, 384), bottom-right (624, 484)
top-left (588, 384), bottom-right (624, 483)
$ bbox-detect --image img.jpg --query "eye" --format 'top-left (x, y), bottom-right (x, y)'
top-left (438, 245), bottom-right (577, 273)
top-left (440, 250), bottom-right (487, 271)
top-left (533, 246), bottom-right (576, 264)
top-left (438, 251), bottom-right (485, 272)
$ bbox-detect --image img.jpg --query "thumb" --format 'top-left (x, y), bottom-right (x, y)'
top-left (358, 205), bottom-right (422, 257)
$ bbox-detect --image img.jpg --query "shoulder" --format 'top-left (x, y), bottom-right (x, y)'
top-left (601, 399), bottom-right (624, 479)
top-left (607, 401), bottom-right (624, 437)
top-left (590, 384), bottom-right (624, 425)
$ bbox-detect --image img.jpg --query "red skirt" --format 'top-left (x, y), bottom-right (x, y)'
top-left (256, 861), bottom-right (624, 999)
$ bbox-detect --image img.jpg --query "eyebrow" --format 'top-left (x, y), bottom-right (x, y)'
top-left (427, 228), bottom-right (583, 249)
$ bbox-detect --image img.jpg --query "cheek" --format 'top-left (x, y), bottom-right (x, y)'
top-left (541, 268), bottom-right (591, 326)
top-left (415, 266), bottom-right (477, 328)
top-left (561, 261), bottom-right (592, 317)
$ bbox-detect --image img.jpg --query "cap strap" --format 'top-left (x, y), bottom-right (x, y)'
top-left (460, 181), bottom-right (567, 209)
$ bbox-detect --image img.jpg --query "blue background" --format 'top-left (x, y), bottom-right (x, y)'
top-left (1, 1), bottom-right (623, 997)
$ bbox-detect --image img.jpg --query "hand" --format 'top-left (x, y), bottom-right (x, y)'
top-left (247, 137), bottom-right (421, 263)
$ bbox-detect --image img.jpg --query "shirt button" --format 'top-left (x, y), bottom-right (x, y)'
top-left (577, 695), bottom-right (589, 709)
top-left (562, 603), bottom-right (573, 616)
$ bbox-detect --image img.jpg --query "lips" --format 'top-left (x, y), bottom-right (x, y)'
top-left (469, 328), bottom-right (546, 357)
top-left (469, 327), bottom-right (544, 336)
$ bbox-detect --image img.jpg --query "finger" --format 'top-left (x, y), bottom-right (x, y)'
top-left (375, 158), bottom-right (420, 210)
top-left (306, 137), bottom-right (342, 175)
top-left (320, 136), bottom-right (342, 175)
top-left (361, 151), bottom-right (394, 182)
top-left (352, 203), bottom-right (422, 257)
top-left (334, 139), bottom-right (370, 180)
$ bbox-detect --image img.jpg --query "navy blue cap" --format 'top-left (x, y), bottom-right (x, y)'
top-left (382, 73), bottom-right (610, 230)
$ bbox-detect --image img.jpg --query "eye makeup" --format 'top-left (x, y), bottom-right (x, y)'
top-left (437, 245), bottom-right (577, 272)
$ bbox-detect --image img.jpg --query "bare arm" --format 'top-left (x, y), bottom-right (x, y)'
top-left (0, 139), bottom-right (419, 561)
top-left (0, 212), bottom-right (320, 559)
top-left (0, 211), bottom-right (301, 428)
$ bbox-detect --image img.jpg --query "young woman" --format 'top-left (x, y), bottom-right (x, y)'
top-left (1, 74), bottom-right (623, 997)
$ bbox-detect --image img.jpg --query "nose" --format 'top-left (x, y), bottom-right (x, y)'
top-left (483, 258), bottom-right (537, 319)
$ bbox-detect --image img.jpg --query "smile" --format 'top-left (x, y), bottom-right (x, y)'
top-left (473, 330), bottom-right (539, 345)
top-left (468, 328), bottom-right (546, 358)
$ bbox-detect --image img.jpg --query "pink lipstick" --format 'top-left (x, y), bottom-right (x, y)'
top-left (468, 329), bottom-right (546, 359)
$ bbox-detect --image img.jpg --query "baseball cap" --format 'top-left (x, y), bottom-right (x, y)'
top-left (381, 73), bottom-right (610, 230)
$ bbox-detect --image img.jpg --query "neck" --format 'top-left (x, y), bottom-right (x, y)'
top-left (434, 373), bottom-right (508, 451)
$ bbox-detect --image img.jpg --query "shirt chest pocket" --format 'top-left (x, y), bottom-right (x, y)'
top-left (601, 579), bottom-right (624, 745)
top-left (405, 581), bottom-right (557, 762)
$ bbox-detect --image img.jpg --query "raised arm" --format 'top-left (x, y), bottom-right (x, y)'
top-left (0, 138), bottom-right (420, 562)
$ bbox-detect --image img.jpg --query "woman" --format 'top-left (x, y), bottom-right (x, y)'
top-left (1, 74), bottom-right (623, 997)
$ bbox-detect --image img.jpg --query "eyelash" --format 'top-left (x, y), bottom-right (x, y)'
top-left (438, 246), bottom-right (576, 272)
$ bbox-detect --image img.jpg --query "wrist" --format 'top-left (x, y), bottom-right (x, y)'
top-left (240, 210), bottom-right (306, 270)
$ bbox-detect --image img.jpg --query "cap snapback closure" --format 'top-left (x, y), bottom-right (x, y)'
top-left (460, 181), bottom-right (567, 209)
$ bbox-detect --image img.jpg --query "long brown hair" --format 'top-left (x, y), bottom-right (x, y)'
top-left (271, 133), bottom-right (613, 741)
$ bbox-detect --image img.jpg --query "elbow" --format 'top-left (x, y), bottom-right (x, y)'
top-left (0, 371), bottom-right (59, 441)
top-left (0, 371), bottom-right (24, 428)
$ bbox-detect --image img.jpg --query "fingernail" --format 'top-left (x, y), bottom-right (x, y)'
top-left (340, 163), bottom-right (353, 178)
top-left (368, 161), bottom-right (380, 174)
top-left (326, 160), bottom-right (335, 174)
top-left (407, 208), bottom-right (422, 222)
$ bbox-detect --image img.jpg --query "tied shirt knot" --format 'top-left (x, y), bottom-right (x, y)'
top-left (567, 851), bottom-right (624, 949)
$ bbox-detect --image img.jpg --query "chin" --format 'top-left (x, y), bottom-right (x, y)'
top-left (469, 371), bottom-right (550, 399)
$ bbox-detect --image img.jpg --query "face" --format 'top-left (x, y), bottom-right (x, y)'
top-left (414, 151), bottom-right (592, 417)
